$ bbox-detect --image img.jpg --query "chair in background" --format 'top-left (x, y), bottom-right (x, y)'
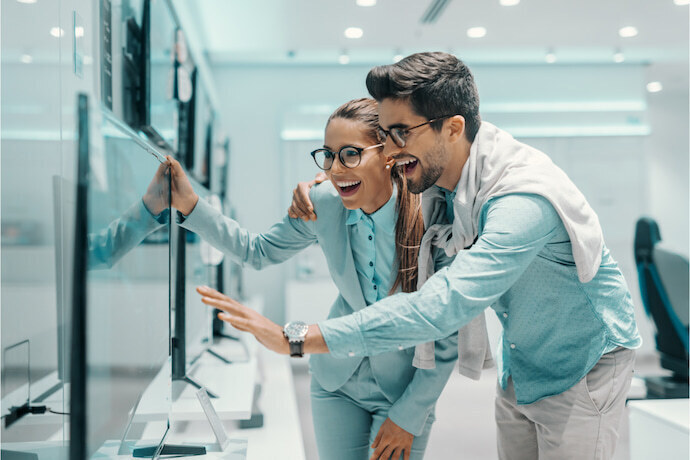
top-left (634, 217), bottom-right (689, 398)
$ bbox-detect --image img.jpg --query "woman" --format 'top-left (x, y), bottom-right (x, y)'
top-left (168, 98), bottom-right (457, 460)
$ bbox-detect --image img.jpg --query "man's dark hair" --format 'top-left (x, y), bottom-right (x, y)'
top-left (366, 51), bottom-right (481, 142)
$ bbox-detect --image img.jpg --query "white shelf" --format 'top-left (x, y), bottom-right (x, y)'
top-left (243, 348), bottom-right (305, 460)
top-left (629, 398), bottom-right (689, 460)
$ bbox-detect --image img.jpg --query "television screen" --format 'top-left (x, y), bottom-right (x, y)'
top-left (184, 226), bottom-right (214, 371)
top-left (71, 100), bottom-right (171, 459)
top-left (118, 0), bottom-right (147, 130)
top-left (141, 0), bottom-right (178, 152)
top-left (170, 182), bottom-right (218, 396)
top-left (190, 81), bottom-right (212, 187)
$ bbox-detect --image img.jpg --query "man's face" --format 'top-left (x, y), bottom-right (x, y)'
top-left (378, 98), bottom-right (449, 194)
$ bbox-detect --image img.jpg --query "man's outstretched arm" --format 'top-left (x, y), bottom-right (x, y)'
top-left (317, 194), bottom-right (560, 358)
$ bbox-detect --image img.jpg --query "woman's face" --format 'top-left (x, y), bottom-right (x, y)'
top-left (323, 117), bottom-right (394, 214)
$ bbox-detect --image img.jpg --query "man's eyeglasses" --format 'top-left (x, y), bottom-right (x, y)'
top-left (310, 144), bottom-right (383, 171)
top-left (377, 115), bottom-right (454, 148)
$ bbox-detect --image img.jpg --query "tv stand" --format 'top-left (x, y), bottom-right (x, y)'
top-left (174, 375), bottom-right (219, 399)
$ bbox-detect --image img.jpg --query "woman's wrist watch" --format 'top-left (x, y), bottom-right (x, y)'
top-left (283, 321), bottom-right (309, 357)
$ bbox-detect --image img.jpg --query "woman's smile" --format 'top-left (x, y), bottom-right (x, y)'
top-left (334, 178), bottom-right (363, 197)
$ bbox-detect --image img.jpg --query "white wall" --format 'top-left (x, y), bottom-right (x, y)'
top-left (212, 63), bottom-right (688, 350)
top-left (645, 71), bottom-right (689, 257)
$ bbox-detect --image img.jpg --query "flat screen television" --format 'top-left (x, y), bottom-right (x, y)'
top-left (118, 0), bottom-right (147, 130)
top-left (70, 94), bottom-right (174, 460)
top-left (190, 80), bottom-right (213, 187)
top-left (140, 0), bottom-right (178, 153)
top-left (171, 182), bottom-right (224, 398)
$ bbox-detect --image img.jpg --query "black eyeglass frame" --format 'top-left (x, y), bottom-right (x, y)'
top-left (310, 143), bottom-right (383, 171)
top-left (377, 115), bottom-right (455, 148)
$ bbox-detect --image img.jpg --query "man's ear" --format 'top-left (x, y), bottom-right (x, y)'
top-left (446, 115), bottom-right (466, 143)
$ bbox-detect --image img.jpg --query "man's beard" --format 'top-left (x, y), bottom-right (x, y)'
top-left (407, 143), bottom-right (448, 194)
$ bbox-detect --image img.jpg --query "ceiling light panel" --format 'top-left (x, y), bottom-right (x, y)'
top-left (618, 26), bottom-right (638, 38)
top-left (646, 81), bottom-right (663, 92)
top-left (467, 27), bottom-right (487, 38)
top-left (344, 27), bottom-right (363, 39)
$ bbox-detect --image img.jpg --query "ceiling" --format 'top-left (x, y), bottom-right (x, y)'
top-left (191, 0), bottom-right (689, 66)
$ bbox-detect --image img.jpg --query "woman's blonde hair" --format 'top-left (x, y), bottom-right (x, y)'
top-left (327, 98), bottom-right (424, 294)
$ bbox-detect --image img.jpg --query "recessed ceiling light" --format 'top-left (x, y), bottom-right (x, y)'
top-left (50, 27), bottom-right (64, 38)
top-left (467, 27), bottom-right (487, 38)
top-left (674, 0), bottom-right (690, 5)
top-left (613, 51), bottom-right (625, 63)
top-left (344, 27), bottom-right (363, 39)
top-left (499, 0), bottom-right (520, 5)
top-left (339, 53), bottom-right (350, 65)
top-left (545, 52), bottom-right (556, 63)
top-left (618, 26), bottom-right (638, 38)
top-left (20, 54), bottom-right (33, 64)
top-left (17, 0), bottom-right (38, 4)
top-left (356, 0), bottom-right (377, 6)
top-left (646, 81), bottom-right (663, 93)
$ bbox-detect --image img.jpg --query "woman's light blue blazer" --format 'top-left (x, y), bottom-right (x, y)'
top-left (179, 181), bottom-right (458, 436)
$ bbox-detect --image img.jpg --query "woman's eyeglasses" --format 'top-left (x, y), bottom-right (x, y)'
top-left (377, 115), bottom-right (454, 148)
top-left (310, 144), bottom-right (383, 171)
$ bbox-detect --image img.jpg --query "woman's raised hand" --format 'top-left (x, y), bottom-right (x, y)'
top-left (166, 155), bottom-right (199, 216)
top-left (287, 172), bottom-right (327, 221)
top-left (197, 285), bottom-right (289, 355)
top-left (142, 161), bottom-right (171, 216)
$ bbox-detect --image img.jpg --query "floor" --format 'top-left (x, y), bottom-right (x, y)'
top-left (292, 353), bottom-right (667, 460)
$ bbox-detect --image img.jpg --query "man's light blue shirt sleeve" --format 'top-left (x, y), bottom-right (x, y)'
top-left (318, 194), bottom-right (561, 358)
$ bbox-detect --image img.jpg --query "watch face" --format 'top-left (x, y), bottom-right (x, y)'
top-left (284, 321), bottom-right (308, 338)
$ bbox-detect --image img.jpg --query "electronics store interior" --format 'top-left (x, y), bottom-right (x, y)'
top-left (0, 1), bottom-right (688, 460)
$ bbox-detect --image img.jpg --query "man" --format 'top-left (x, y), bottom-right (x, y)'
top-left (200, 52), bottom-right (641, 460)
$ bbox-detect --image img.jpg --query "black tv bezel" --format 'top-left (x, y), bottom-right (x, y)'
top-left (69, 93), bottom-right (89, 460)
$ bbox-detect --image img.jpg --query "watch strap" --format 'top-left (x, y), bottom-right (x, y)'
top-left (288, 340), bottom-right (304, 358)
